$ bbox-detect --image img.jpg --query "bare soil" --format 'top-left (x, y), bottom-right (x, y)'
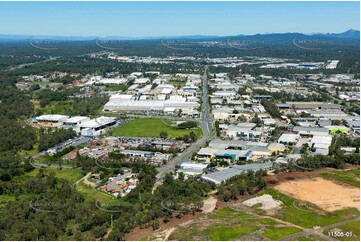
top-left (275, 177), bottom-right (360, 212)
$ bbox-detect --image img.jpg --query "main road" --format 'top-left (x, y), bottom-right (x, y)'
top-left (157, 66), bottom-right (214, 177)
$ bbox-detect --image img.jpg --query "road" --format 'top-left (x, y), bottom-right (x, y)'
top-left (157, 66), bottom-right (214, 178)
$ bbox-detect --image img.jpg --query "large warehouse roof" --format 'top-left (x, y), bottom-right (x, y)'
top-left (202, 163), bottom-right (273, 184)
top-left (36, 114), bottom-right (69, 122)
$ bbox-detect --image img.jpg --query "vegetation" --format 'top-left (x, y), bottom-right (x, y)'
top-left (261, 100), bottom-right (282, 118)
top-left (38, 128), bottom-right (77, 152)
top-left (110, 118), bottom-right (202, 138)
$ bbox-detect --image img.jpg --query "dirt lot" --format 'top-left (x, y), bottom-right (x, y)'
top-left (242, 194), bottom-right (282, 210)
top-left (275, 177), bottom-right (360, 212)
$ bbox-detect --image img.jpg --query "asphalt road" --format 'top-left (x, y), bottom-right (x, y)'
top-left (157, 66), bottom-right (214, 178)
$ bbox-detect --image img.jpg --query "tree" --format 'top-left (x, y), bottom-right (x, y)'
top-left (159, 131), bottom-right (168, 139)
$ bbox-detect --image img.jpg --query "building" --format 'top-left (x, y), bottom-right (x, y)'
top-left (293, 126), bottom-right (329, 137)
top-left (268, 143), bottom-right (287, 153)
top-left (197, 147), bottom-right (252, 161)
top-left (278, 133), bottom-right (299, 144)
top-left (121, 150), bottom-right (154, 159)
top-left (177, 162), bottom-right (209, 177)
top-left (201, 163), bottom-right (273, 185)
top-left (77, 116), bottom-right (117, 137)
top-left (35, 114), bottom-right (69, 127)
top-left (311, 135), bottom-right (333, 155)
top-left (63, 116), bottom-right (90, 126)
top-left (103, 94), bottom-right (199, 112)
top-left (278, 102), bottom-right (340, 110)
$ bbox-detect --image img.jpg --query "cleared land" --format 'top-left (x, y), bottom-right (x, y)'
top-left (111, 118), bottom-right (202, 138)
top-left (242, 194), bottom-right (282, 210)
top-left (275, 177), bottom-right (360, 212)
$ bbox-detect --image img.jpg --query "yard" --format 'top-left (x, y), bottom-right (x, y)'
top-left (110, 118), bottom-right (202, 138)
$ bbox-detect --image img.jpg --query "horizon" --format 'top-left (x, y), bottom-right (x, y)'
top-left (0, 1), bottom-right (359, 37)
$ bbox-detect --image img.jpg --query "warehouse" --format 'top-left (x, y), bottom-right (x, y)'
top-left (282, 102), bottom-right (341, 110)
top-left (77, 116), bottom-right (117, 136)
top-left (177, 162), bottom-right (209, 177)
top-left (278, 133), bottom-right (299, 144)
top-left (36, 114), bottom-right (69, 127)
top-left (311, 135), bottom-right (333, 155)
top-left (63, 116), bottom-right (90, 126)
top-left (103, 94), bottom-right (199, 111)
top-left (197, 147), bottom-right (252, 161)
top-left (293, 126), bottom-right (329, 137)
top-left (201, 163), bottom-right (273, 185)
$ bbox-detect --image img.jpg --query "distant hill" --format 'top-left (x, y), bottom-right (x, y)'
top-left (0, 30), bottom-right (358, 42)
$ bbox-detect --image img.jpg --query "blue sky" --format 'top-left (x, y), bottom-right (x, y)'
top-left (0, 1), bottom-right (359, 37)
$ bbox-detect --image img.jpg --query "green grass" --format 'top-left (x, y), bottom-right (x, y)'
top-left (258, 189), bottom-right (359, 229)
top-left (323, 220), bottom-right (360, 241)
top-left (41, 100), bottom-right (74, 115)
top-left (76, 181), bottom-right (113, 203)
top-left (169, 207), bottom-right (279, 241)
top-left (262, 226), bottom-right (302, 240)
top-left (204, 224), bottom-right (260, 240)
top-left (110, 118), bottom-right (202, 138)
top-left (12, 168), bottom-right (83, 184)
top-left (320, 169), bottom-right (360, 187)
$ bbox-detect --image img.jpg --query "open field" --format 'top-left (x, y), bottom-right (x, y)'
top-left (262, 226), bottom-right (303, 240)
top-left (274, 177), bottom-right (360, 212)
top-left (320, 169), bottom-right (360, 187)
top-left (111, 118), bottom-right (202, 138)
top-left (156, 207), bottom-right (303, 241)
top-left (323, 220), bottom-right (360, 241)
top-left (76, 181), bottom-right (113, 203)
top-left (258, 188), bottom-right (359, 229)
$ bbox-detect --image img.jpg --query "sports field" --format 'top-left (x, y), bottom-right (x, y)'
top-left (111, 118), bottom-right (202, 138)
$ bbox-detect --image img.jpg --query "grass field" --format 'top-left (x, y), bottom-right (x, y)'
top-left (76, 181), bottom-right (113, 203)
top-left (258, 189), bottom-right (359, 229)
top-left (320, 169), bottom-right (360, 187)
top-left (167, 207), bottom-right (303, 241)
top-left (111, 118), bottom-right (202, 138)
top-left (262, 226), bottom-right (302, 240)
top-left (323, 220), bottom-right (360, 241)
top-left (12, 168), bottom-right (84, 184)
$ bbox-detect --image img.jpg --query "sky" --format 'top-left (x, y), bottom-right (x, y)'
top-left (0, 1), bottom-right (359, 37)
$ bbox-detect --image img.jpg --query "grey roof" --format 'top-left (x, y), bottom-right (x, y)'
top-left (202, 163), bottom-right (273, 184)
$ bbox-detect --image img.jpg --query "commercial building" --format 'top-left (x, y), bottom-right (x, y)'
top-left (278, 133), bottom-right (299, 144)
top-left (63, 116), bottom-right (90, 126)
top-left (311, 135), bottom-right (333, 155)
top-left (177, 162), bottom-right (209, 177)
top-left (293, 126), bottom-right (329, 137)
top-left (77, 116), bottom-right (117, 137)
top-left (35, 115), bottom-right (69, 127)
top-left (201, 163), bottom-right (273, 185)
top-left (103, 94), bottom-right (199, 112)
top-left (197, 147), bottom-right (252, 161)
top-left (277, 102), bottom-right (340, 110)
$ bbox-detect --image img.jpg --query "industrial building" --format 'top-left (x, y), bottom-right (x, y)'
top-left (197, 147), bottom-right (252, 161)
top-left (77, 116), bottom-right (117, 137)
top-left (176, 162), bottom-right (209, 177)
top-left (201, 163), bottom-right (273, 185)
top-left (276, 102), bottom-right (340, 110)
top-left (35, 114), bottom-right (69, 127)
top-left (103, 94), bottom-right (199, 112)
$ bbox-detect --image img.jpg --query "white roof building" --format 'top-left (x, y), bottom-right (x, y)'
top-left (36, 114), bottom-right (69, 123)
top-left (278, 133), bottom-right (299, 144)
